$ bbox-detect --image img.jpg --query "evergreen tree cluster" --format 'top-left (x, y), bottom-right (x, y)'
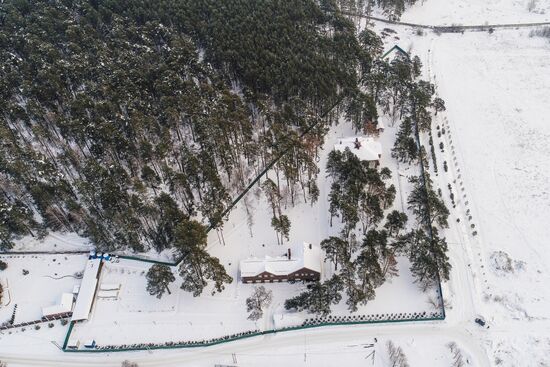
top-left (146, 264), bottom-right (175, 299)
top-left (326, 149), bottom-right (395, 238)
top-left (0, 0), bottom-right (370, 252)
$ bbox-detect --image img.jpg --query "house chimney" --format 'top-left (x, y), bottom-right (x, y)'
top-left (288, 248), bottom-right (291, 260)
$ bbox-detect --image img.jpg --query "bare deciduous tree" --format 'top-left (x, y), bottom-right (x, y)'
top-left (387, 340), bottom-right (410, 367)
top-left (246, 286), bottom-right (273, 321)
top-left (447, 342), bottom-right (465, 367)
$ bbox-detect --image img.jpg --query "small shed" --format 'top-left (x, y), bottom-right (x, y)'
top-left (66, 339), bottom-right (80, 349)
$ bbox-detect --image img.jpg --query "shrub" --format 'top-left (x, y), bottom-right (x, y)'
top-left (530, 26), bottom-right (550, 39)
top-left (0, 260), bottom-right (7, 271)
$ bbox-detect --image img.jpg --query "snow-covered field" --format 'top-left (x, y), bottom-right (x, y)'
top-left (401, 0), bottom-right (550, 25)
top-left (428, 29), bottom-right (550, 366)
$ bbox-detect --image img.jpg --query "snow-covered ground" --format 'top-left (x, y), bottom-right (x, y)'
top-left (0, 254), bottom-right (87, 324)
top-left (3, 2), bottom-right (550, 365)
top-left (373, 16), bottom-right (550, 366)
top-left (0, 103), bottom-right (440, 363)
top-left (10, 232), bottom-right (92, 253)
top-left (401, 0), bottom-right (550, 25)
top-left (62, 115), bottom-right (439, 348)
top-left (427, 29), bottom-right (550, 366)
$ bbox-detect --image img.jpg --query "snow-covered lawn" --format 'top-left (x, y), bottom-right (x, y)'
top-left (0, 254), bottom-right (87, 324)
top-left (67, 256), bottom-right (438, 347)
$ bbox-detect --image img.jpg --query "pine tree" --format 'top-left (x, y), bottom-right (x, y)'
top-left (359, 193), bottom-right (384, 234)
top-left (173, 220), bottom-right (208, 257)
top-left (271, 214), bottom-right (291, 245)
top-left (179, 247), bottom-right (233, 297)
top-left (407, 176), bottom-right (449, 228)
top-left (146, 264), bottom-right (175, 299)
top-left (284, 275), bottom-right (343, 317)
top-left (339, 261), bottom-right (371, 312)
top-left (357, 236), bottom-right (385, 288)
top-left (408, 228), bottom-right (451, 290)
top-left (384, 211), bottom-right (408, 237)
top-left (174, 220), bottom-right (232, 296)
top-left (320, 236), bottom-right (350, 270)
top-left (432, 97), bottom-right (446, 115)
top-left (392, 118), bottom-right (418, 164)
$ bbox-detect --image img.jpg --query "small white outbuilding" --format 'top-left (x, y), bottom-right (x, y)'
top-left (42, 293), bottom-right (74, 318)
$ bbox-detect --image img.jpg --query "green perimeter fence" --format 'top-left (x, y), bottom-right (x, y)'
top-left (62, 312), bottom-right (444, 353)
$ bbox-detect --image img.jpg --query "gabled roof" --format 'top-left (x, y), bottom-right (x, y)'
top-left (334, 137), bottom-right (382, 162)
top-left (240, 242), bottom-right (322, 278)
top-left (42, 293), bottom-right (74, 317)
top-left (71, 258), bottom-right (101, 322)
top-left (382, 45), bottom-right (410, 60)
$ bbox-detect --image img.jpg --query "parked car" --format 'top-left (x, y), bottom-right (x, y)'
top-left (475, 317), bottom-right (486, 327)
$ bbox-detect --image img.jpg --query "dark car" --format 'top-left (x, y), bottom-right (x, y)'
top-left (475, 318), bottom-right (486, 327)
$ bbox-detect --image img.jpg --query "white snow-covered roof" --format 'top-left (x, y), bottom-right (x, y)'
top-left (240, 242), bottom-right (322, 278)
top-left (334, 137), bottom-right (382, 162)
top-left (42, 293), bottom-right (74, 317)
top-left (71, 258), bottom-right (101, 322)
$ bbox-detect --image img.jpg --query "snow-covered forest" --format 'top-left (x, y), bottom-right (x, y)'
top-left (1, 0), bottom-right (448, 298)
